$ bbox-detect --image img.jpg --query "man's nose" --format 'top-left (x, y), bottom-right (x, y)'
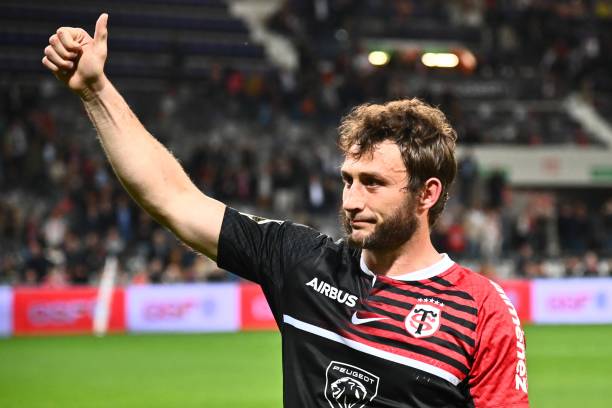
top-left (342, 184), bottom-right (365, 212)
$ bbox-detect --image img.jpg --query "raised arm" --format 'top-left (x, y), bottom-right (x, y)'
top-left (42, 14), bottom-right (225, 260)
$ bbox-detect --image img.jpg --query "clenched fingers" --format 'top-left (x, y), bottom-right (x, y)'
top-left (44, 45), bottom-right (73, 70)
top-left (49, 33), bottom-right (78, 60)
top-left (56, 28), bottom-right (83, 52)
top-left (41, 56), bottom-right (60, 73)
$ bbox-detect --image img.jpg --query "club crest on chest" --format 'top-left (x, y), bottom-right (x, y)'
top-left (405, 298), bottom-right (444, 338)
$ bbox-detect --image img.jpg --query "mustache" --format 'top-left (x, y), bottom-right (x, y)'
top-left (339, 209), bottom-right (375, 223)
top-left (339, 209), bottom-right (375, 237)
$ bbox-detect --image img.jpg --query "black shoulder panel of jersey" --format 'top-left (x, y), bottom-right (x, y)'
top-left (217, 207), bottom-right (333, 321)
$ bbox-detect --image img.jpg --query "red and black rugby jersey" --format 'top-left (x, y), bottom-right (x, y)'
top-left (217, 207), bottom-right (529, 407)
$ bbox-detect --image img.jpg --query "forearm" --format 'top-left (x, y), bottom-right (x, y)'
top-left (81, 77), bottom-right (194, 222)
top-left (44, 15), bottom-right (224, 259)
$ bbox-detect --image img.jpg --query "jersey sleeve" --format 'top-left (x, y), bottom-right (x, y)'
top-left (468, 280), bottom-right (530, 407)
top-left (216, 206), bottom-right (328, 287)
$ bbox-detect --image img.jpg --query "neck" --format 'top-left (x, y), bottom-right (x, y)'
top-left (362, 225), bottom-right (441, 278)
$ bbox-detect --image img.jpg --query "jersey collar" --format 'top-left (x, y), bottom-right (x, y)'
top-left (359, 253), bottom-right (455, 281)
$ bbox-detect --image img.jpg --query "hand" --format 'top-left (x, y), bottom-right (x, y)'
top-left (42, 13), bottom-right (109, 98)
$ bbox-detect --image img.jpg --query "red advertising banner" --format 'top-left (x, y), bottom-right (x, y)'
top-left (13, 287), bottom-right (125, 335)
top-left (498, 280), bottom-right (532, 324)
top-left (239, 283), bottom-right (277, 331)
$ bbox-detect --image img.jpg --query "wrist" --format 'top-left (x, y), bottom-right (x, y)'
top-left (78, 75), bottom-right (109, 102)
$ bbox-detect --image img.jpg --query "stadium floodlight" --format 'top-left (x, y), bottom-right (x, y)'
top-left (368, 51), bottom-right (390, 66)
top-left (421, 52), bottom-right (459, 68)
top-left (93, 256), bottom-right (118, 337)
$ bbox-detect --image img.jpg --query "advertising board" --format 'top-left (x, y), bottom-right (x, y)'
top-left (126, 283), bottom-right (239, 332)
top-left (532, 278), bottom-right (612, 324)
top-left (0, 286), bottom-right (12, 337)
top-left (13, 287), bottom-right (125, 335)
top-left (498, 280), bottom-right (532, 324)
top-left (240, 283), bottom-right (277, 330)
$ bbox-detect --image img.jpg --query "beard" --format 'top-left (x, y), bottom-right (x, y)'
top-left (341, 196), bottom-right (420, 251)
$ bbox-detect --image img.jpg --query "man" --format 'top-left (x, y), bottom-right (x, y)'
top-left (43, 14), bottom-right (529, 407)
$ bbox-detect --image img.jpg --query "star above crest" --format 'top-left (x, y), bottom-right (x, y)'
top-left (417, 297), bottom-right (445, 307)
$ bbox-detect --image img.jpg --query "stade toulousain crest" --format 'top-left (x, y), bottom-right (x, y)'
top-left (325, 361), bottom-right (380, 408)
top-left (405, 298), bottom-right (444, 338)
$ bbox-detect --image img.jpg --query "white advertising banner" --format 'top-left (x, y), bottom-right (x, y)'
top-left (0, 286), bottom-right (12, 337)
top-left (468, 146), bottom-right (612, 186)
top-left (127, 284), bottom-right (239, 333)
top-left (532, 278), bottom-right (612, 324)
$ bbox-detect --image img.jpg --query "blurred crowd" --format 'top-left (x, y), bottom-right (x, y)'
top-left (1, 81), bottom-right (611, 286)
top-left (435, 173), bottom-right (612, 278)
top-left (0, 79), bottom-right (346, 286)
top-left (267, 0), bottom-right (612, 143)
top-left (1, 0), bottom-right (612, 286)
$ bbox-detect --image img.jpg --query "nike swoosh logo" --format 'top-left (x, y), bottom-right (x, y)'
top-left (351, 312), bottom-right (390, 325)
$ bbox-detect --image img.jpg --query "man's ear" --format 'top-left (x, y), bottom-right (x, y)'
top-left (419, 177), bottom-right (443, 210)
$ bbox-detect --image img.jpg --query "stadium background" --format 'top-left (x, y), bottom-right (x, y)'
top-left (1, 0), bottom-right (612, 406)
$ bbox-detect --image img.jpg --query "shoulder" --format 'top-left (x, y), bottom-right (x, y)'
top-left (236, 207), bottom-right (344, 248)
top-left (442, 264), bottom-right (518, 320)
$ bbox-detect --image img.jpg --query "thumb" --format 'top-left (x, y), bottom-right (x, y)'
top-left (93, 13), bottom-right (108, 45)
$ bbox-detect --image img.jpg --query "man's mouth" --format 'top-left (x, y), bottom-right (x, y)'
top-left (350, 219), bottom-right (374, 228)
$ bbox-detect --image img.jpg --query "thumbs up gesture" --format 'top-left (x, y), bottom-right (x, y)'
top-left (43, 13), bottom-right (109, 98)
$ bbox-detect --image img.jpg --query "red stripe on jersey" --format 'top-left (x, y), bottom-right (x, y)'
top-left (372, 284), bottom-right (479, 321)
top-left (349, 318), bottom-right (471, 370)
top-left (339, 325), bottom-right (467, 381)
top-left (410, 281), bottom-right (476, 302)
top-left (392, 279), bottom-right (477, 304)
top-left (369, 290), bottom-right (478, 338)
top-left (363, 301), bottom-right (476, 355)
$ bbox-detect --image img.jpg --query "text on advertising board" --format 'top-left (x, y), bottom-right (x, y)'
top-left (126, 284), bottom-right (239, 332)
top-left (532, 278), bottom-right (612, 324)
top-left (13, 287), bottom-right (125, 335)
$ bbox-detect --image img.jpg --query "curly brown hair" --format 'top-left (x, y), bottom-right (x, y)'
top-left (338, 98), bottom-right (457, 227)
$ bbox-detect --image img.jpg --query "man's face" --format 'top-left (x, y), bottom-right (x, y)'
top-left (340, 141), bottom-right (419, 250)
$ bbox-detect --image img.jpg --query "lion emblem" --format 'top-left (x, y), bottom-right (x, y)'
top-left (330, 377), bottom-right (368, 408)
